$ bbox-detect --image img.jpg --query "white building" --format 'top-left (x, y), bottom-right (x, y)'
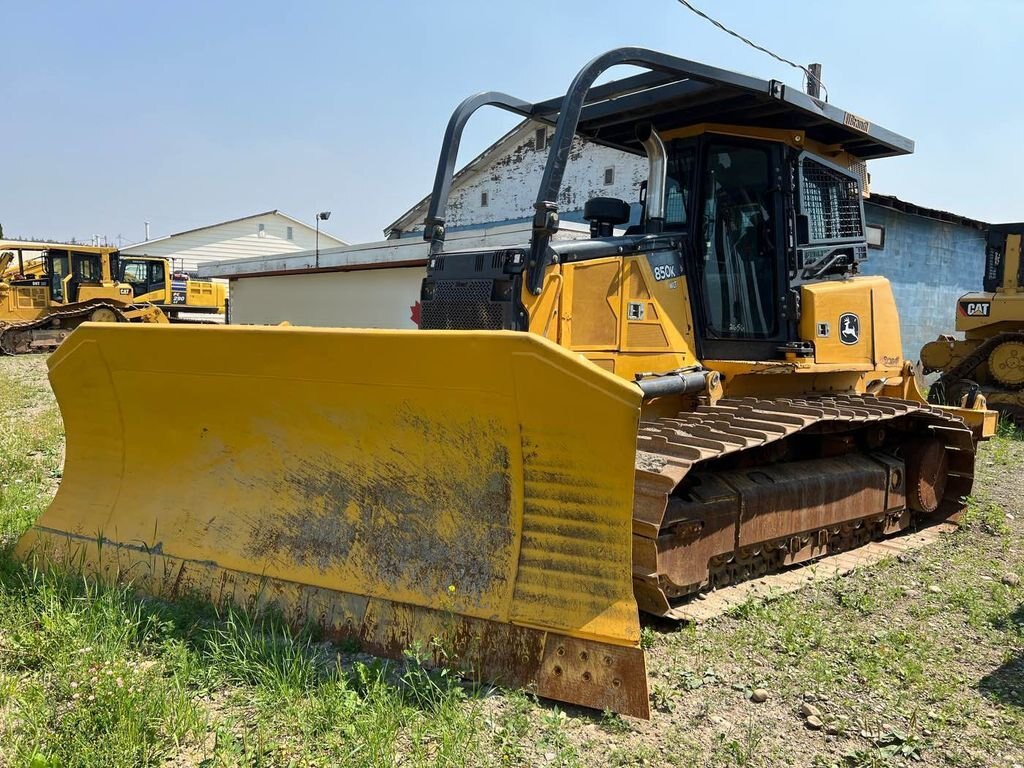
top-left (199, 221), bottom-right (592, 329)
top-left (385, 120), bottom-right (644, 238)
top-left (196, 119), bottom-right (643, 329)
top-left (121, 210), bottom-right (347, 272)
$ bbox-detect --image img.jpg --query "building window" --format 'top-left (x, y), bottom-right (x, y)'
top-left (286, 226), bottom-right (294, 241)
top-left (866, 224), bottom-right (885, 249)
top-left (481, 191), bottom-right (489, 207)
top-left (604, 167), bottom-right (615, 186)
top-left (257, 223), bottom-right (266, 238)
top-left (535, 127), bottom-right (547, 151)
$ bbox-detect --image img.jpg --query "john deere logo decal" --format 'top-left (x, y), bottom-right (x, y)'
top-left (839, 313), bottom-right (860, 345)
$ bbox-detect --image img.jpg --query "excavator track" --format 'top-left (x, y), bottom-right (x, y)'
top-left (631, 394), bottom-right (975, 618)
top-left (0, 301), bottom-right (157, 355)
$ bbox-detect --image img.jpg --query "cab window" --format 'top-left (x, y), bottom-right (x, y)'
top-left (122, 261), bottom-right (148, 284)
top-left (698, 141), bottom-right (778, 339)
top-left (48, 252), bottom-right (70, 302)
top-left (664, 141), bottom-right (695, 230)
top-left (72, 252), bottom-right (102, 282)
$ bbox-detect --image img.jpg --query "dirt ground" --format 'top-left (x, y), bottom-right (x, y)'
top-left (0, 354), bottom-right (1021, 767)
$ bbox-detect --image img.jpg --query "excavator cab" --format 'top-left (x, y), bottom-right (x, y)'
top-left (116, 256), bottom-right (225, 317)
top-left (119, 257), bottom-right (167, 302)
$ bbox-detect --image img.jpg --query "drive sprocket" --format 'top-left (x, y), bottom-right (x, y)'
top-left (988, 341), bottom-right (1024, 389)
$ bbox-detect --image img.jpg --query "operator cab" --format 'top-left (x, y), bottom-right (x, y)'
top-left (119, 257), bottom-right (167, 300)
top-left (44, 249), bottom-right (105, 304)
top-left (418, 48), bottom-right (911, 365)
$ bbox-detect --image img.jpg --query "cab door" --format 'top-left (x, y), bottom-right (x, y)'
top-left (67, 252), bottom-right (102, 302)
top-left (120, 259), bottom-right (167, 303)
top-left (687, 138), bottom-right (789, 361)
top-left (47, 251), bottom-right (70, 303)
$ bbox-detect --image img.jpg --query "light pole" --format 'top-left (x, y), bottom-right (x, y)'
top-left (315, 211), bottom-right (331, 268)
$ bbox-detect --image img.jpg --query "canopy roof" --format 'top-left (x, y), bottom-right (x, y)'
top-left (536, 59), bottom-right (913, 160)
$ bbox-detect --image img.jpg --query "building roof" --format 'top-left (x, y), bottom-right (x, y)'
top-left (0, 239), bottom-right (116, 254)
top-left (866, 194), bottom-right (989, 231)
top-left (125, 209), bottom-right (347, 251)
top-left (199, 220), bottom-right (593, 280)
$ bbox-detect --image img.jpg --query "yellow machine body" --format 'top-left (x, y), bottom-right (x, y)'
top-left (0, 241), bottom-right (225, 354)
top-left (18, 323), bottom-right (650, 716)
top-left (15, 51), bottom-right (994, 717)
top-left (118, 255), bottom-right (226, 313)
top-left (526, 250), bottom-right (990, 431)
top-left (0, 241), bottom-right (226, 320)
top-left (0, 241), bottom-right (123, 324)
top-left (527, 255), bottom-right (901, 386)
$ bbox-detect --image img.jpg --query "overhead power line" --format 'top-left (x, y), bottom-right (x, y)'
top-left (674, 0), bottom-right (829, 102)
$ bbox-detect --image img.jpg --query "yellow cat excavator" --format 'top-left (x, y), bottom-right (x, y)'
top-left (16, 49), bottom-right (994, 718)
top-left (921, 224), bottom-right (1024, 426)
top-left (0, 241), bottom-right (225, 354)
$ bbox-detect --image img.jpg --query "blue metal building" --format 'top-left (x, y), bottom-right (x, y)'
top-left (860, 195), bottom-right (987, 363)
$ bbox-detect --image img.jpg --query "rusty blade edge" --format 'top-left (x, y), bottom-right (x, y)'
top-left (19, 528), bottom-right (651, 719)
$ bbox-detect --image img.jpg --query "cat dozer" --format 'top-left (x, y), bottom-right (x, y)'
top-left (922, 224), bottom-right (1024, 426)
top-left (0, 241), bottom-right (225, 354)
top-left (17, 49), bottom-right (994, 719)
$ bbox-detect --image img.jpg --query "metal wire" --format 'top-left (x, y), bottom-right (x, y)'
top-left (674, 0), bottom-right (829, 102)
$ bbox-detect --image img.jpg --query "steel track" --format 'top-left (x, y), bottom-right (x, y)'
top-left (0, 301), bottom-right (131, 355)
top-left (927, 331), bottom-right (1024, 400)
top-left (630, 394), bottom-right (975, 618)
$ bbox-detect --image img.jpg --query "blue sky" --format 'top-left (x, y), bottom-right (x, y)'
top-left (4, 0), bottom-right (1023, 245)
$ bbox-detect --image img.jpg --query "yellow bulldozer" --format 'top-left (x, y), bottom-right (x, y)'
top-left (15, 49), bottom-right (994, 718)
top-left (0, 240), bottom-right (225, 354)
top-left (921, 224), bottom-right (1024, 427)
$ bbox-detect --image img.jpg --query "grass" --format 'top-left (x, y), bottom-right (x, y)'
top-left (1, 354), bottom-right (1022, 766)
top-left (0, 555), bottom-right (501, 766)
top-left (0, 357), bottom-right (565, 767)
top-left (0, 364), bottom-right (62, 548)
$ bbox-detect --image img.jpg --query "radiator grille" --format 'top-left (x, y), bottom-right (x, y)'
top-left (16, 286), bottom-right (48, 309)
top-left (799, 156), bottom-right (864, 243)
top-left (421, 279), bottom-right (505, 330)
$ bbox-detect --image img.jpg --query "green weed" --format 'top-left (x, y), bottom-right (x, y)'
top-left (996, 415), bottom-right (1024, 441)
top-left (961, 496), bottom-right (1010, 537)
top-left (709, 718), bottom-right (768, 767)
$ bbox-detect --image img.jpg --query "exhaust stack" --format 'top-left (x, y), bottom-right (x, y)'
top-left (637, 124), bottom-right (667, 233)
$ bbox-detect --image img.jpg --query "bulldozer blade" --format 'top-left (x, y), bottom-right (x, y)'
top-left (16, 323), bottom-right (650, 718)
